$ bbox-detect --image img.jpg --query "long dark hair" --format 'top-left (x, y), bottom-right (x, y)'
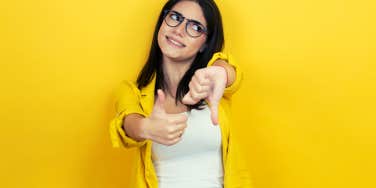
top-left (137, 0), bottom-right (224, 110)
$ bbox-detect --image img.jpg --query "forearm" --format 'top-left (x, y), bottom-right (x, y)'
top-left (123, 113), bottom-right (147, 142)
top-left (212, 59), bottom-right (236, 87)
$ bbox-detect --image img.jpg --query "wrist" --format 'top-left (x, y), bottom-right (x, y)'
top-left (139, 118), bottom-right (150, 140)
top-left (212, 61), bottom-right (229, 86)
top-left (212, 60), bottom-right (235, 87)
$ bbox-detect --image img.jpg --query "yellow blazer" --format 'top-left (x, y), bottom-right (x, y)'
top-left (109, 52), bottom-right (253, 188)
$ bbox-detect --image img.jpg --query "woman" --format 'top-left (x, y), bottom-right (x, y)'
top-left (110, 0), bottom-right (252, 187)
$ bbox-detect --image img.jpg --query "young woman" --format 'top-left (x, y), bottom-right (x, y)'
top-left (110, 0), bottom-right (252, 187)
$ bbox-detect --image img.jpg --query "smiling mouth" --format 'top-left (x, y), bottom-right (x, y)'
top-left (166, 36), bottom-right (186, 48)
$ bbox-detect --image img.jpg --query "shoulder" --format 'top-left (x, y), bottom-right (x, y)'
top-left (118, 80), bottom-right (139, 92)
top-left (114, 80), bottom-right (142, 105)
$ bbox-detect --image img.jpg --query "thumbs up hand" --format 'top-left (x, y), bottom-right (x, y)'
top-left (143, 89), bottom-right (188, 146)
top-left (182, 66), bottom-right (227, 125)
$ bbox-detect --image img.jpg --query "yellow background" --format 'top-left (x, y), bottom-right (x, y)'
top-left (1, 0), bottom-right (375, 187)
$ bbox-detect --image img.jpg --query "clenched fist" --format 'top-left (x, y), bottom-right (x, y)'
top-left (143, 89), bottom-right (188, 146)
top-left (182, 66), bottom-right (227, 125)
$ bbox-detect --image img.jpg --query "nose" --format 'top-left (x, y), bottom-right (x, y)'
top-left (173, 20), bottom-right (186, 37)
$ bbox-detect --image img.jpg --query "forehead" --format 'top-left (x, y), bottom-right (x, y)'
top-left (171, 1), bottom-right (207, 26)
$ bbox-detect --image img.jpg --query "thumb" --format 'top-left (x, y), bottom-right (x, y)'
top-left (209, 101), bottom-right (219, 125)
top-left (182, 92), bottom-right (196, 105)
top-left (154, 89), bottom-right (166, 114)
top-left (207, 69), bottom-right (226, 125)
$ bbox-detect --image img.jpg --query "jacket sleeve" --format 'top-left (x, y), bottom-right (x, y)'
top-left (207, 52), bottom-right (243, 99)
top-left (109, 80), bottom-right (147, 148)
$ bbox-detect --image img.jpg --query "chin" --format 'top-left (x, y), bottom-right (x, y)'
top-left (164, 53), bottom-right (184, 62)
top-left (161, 48), bottom-right (184, 61)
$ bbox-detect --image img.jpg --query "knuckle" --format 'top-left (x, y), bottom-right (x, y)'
top-left (197, 85), bottom-right (202, 92)
top-left (181, 116), bottom-right (188, 122)
top-left (203, 85), bottom-right (210, 91)
top-left (194, 70), bottom-right (200, 77)
top-left (167, 134), bottom-right (174, 140)
top-left (167, 118), bottom-right (173, 124)
top-left (189, 81), bottom-right (194, 89)
top-left (200, 77), bottom-right (209, 86)
top-left (167, 127), bottom-right (175, 133)
top-left (181, 124), bottom-right (187, 129)
top-left (196, 69), bottom-right (204, 77)
top-left (191, 93), bottom-right (198, 100)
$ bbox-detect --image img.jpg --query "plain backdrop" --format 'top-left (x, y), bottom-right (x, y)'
top-left (1, 0), bottom-right (375, 187)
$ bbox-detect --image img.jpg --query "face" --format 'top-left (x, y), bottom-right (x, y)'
top-left (157, 1), bottom-right (207, 63)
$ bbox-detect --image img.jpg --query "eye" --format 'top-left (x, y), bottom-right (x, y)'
top-left (170, 13), bottom-right (182, 22)
top-left (191, 23), bottom-right (204, 32)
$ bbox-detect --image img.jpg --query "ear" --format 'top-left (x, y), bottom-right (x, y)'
top-left (199, 44), bottom-right (207, 53)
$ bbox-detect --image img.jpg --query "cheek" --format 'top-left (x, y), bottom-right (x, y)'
top-left (157, 25), bottom-right (163, 40)
top-left (157, 23), bottom-right (173, 47)
top-left (187, 37), bottom-right (206, 52)
top-left (157, 26), bottom-right (167, 49)
top-left (157, 30), bottom-right (163, 48)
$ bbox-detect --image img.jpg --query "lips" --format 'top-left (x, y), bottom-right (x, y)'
top-left (166, 36), bottom-right (186, 48)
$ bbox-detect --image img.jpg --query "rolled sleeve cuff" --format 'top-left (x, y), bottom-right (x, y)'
top-left (207, 52), bottom-right (243, 98)
top-left (109, 107), bottom-right (147, 148)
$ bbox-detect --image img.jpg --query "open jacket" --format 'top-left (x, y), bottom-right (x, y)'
top-left (109, 52), bottom-right (253, 188)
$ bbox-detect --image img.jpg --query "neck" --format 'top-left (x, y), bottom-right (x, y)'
top-left (162, 56), bottom-right (194, 97)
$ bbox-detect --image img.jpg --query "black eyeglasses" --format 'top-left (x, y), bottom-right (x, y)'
top-left (163, 10), bottom-right (208, 38)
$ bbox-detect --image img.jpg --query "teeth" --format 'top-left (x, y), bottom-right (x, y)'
top-left (168, 37), bottom-right (184, 47)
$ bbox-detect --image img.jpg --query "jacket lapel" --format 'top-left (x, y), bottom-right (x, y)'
top-left (140, 75), bottom-right (156, 116)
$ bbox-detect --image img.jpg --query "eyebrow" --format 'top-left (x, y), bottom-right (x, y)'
top-left (170, 10), bottom-right (206, 27)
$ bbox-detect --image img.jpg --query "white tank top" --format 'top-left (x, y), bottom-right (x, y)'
top-left (152, 105), bottom-right (223, 188)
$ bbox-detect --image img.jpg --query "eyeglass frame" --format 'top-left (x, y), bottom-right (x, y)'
top-left (162, 9), bottom-right (208, 38)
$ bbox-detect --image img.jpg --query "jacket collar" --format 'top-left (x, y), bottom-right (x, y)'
top-left (139, 74), bottom-right (156, 115)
